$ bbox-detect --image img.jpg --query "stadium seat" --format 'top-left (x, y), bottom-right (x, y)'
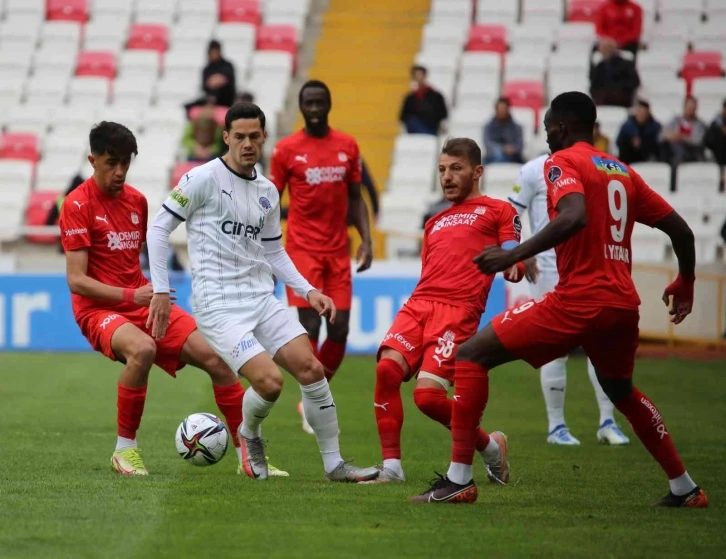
top-left (482, 164), bottom-right (520, 199)
top-left (263, 11), bottom-right (307, 38)
top-left (680, 51), bottom-right (724, 86)
top-left (164, 47), bottom-right (208, 80)
top-left (89, 0), bottom-right (134, 19)
top-left (214, 22), bottom-right (257, 52)
top-left (0, 133), bottom-right (40, 163)
top-left (119, 50), bottom-right (161, 78)
top-left (692, 77), bottom-right (726, 118)
top-left (509, 24), bottom-right (555, 53)
top-left (142, 107), bottom-right (187, 135)
top-left (155, 76), bottom-right (197, 108)
top-left (25, 191), bottom-right (61, 244)
top-left (25, 74), bottom-right (70, 107)
top-left (658, 0), bottom-right (705, 25)
top-left (33, 47), bottom-right (77, 78)
top-left (521, 0), bottom-right (565, 25)
top-left (502, 81), bottom-right (544, 110)
top-left (178, 0), bottom-right (218, 19)
top-left (596, 106), bottom-right (629, 145)
top-left (422, 22), bottom-right (468, 50)
top-left (690, 21), bottom-right (726, 52)
top-left (456, 74), bottom-right (500, 108)
top-left (430, 0), bottom-right (473, 24)
top-left (51, 105), bottom-right (98, 135)
top-left (567, 0), bottom-right (605, 23)
top-left (113, 75), bottom-right (156, 107)
top-left (631, 223), bottom-right (667, 263)
top-left (127, 24), bottom-right (169, 53)
top-left (76, 51), bottom-right (117, 79)
top-left (5, 104), bottom-right (54, 136)
top-left (630, 162), bottom-right (671, 195)
top-left (68, 76), bottom-right (111, 107)
top-left (466, 25), bottom-right (507, 54)
top-left (251, 51), bottom-right (294, 77)
top-left (97, 106), bottom-right (142, 134)
top-left (393, 134), bottom-right (439, 167)
top-left (677, 163), bottom-right (722, 197)
top-left (83, 18), bottom-right (129, 53)
top-left (256, 25), bottom-right (297, 56)
top-left (475, 0), bottom-right (518, 25)
top-left (170, 19), bottom-right (215, 51)
top-left (0, 159), bottom-right (34, 194)
top-left (171, 162), bottom-right (203, 188)
top-left (0, 78), bottom-right (26, 107)
top-left (7, 0), bottom-right (45, 17)
top-left (219, 0), bottom-right (261, 25)
top-left (188, 105), bottom-right (228, 127)
top-left (555, 22), bottom-right (596, 51)
top-left (388, 162), bottom-right (436, 194)
top-left (47, 0), bottom-right (89, 22)
top-left (135, 0), bottom-right (178, 26)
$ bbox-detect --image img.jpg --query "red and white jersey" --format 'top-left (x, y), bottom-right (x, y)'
top-left (59, 177), bottom-right (148, 319)
top-left (269, 128), bottom-right (362, 255)
top-left (412, 196), bottom-right (522, 314)
top-left (543, 142), bottom-right (674, 309)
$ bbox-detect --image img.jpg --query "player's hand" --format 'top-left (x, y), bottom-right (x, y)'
top-left (473, 246), bottom-right (517, 275)
top-left (524, 258), bottom-right (539, 283)
top-left (308, 290), bottom-right (336, 324)
top-left (146, 292), bottom-right (174, 339)
top-left (662, 274), bottom-right (695, 325)
top-left (356, 241), bottom-right (373, 272)
top-left (134, 284), bottom-right (175, 307)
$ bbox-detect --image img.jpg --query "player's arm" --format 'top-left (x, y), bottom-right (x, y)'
top-left (507, 165), bottom-right (540, 282)
top-left (348, 146), bottom-right (373, 272)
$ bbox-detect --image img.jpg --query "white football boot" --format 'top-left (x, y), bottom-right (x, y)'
top-left (547, 424), bottom-right (581, 445)
top-left (597, 419), bottom-right (630, 445)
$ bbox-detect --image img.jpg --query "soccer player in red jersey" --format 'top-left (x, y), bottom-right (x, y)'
top-left (364, 138), bottom-right (525, 485)
top-left (269, 80), bottom-right (372, 432)
top-left (412, 92), bottom-right (707, 508)
top-left (58, 122), bottom-right (256, 476)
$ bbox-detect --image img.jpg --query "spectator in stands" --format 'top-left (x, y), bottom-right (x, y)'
top-left (593, 122), bottom-right (611, 153)
top-left (399, 65), bottom-right (448, 135)
top-left (202, 40), bottom-right (236, 108)
top-left (236, 91), bottom-right (255, 104)
top-left (483, 98), bottom-right (524, 164)
top-left (595, 0), bottom-right (643, 58)
top-left (616, 99), bottom-right (663, 164)
top-left (183, 103), bottom-right (224, 162)
top-left (660, 97), bottom-right (707, 166)
top-left (705, 99), bottom-right (726, 173)
top-left (589, 37), bottom-right (640, 108)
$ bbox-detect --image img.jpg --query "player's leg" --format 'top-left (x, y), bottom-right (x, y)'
top-left (586, 358), bottom-right (629, 445)
top-left (583, 310), bottom-right (707, 507)
top-left (317, 254), bottom-right (353, 381)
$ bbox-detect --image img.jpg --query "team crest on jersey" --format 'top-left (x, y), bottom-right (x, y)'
top-left (338, 152), bottom-right (348, 162)
top-left (547, 166), bottom-right (562, 183)
top-left (130, 212), bottom-right (139, 225)
top-left (259, 197), bottom-right (271, 213)
top-left (442, 330), bottom-right (455, 343)
top-left (474, 207), bottom-right (487, 215)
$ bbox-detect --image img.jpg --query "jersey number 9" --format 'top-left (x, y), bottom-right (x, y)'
top-left (607, 180), bottom-right (628, 243)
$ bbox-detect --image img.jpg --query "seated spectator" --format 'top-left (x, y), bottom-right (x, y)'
top-left (399, 65), bottom-right (448, 135)
top-left (705, 99), bottom-right (726, 170)
top-left (595, 0), bottom-right (643, 58)
top-left (616, 99), bottom-right (662, 163)
top-left (660, 97), bottom-right (707, 165)
top-left (590, 37), bottom-right (640, 108)
top-left (594, 122), bottom-right (611, 153)
top-left (203, 40), bottom-right (236, 107)
top-left (483, 97), bottom-right (524, 164)
top-left (183, 104), bottom-right (224, 162)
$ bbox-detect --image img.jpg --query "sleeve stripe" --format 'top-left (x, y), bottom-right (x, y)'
top-left (261, 234), bottom-right (282, 241)
top-left (162, 204), bottom-right (185, 222)
top-left (508, 197), bottom-right (527, 209)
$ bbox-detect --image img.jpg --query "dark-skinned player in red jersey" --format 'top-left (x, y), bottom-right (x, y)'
top-left (58, 122), bottom-right (258, 476)
top-left (362, 138), bottom-right (526, 485)
top-left (269, 80), bottom-right (373, 433)
top-left (412, 92), bottom-right (708, 508)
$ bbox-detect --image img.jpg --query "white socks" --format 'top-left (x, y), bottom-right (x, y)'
top-left (447, 463), bottom-right (473, 485)
top-left (383, 458), bottom-right (403, 477)
top-left (480, 437), bottom-right (500, 464)
top-left (115, 436), bottom-right (137, 452)
top-left (670, 472), bottom-right (697, 496)
top-left (300, 378), bottom-right (342, 473)
top-left (587, 360), bottom-right (615, 426)
top-left (240, 387), bottom-right (275, 439)
top-left (235, 446), bottom-right (243, 462)
top-left (541, 357), bottom-right (568, 432)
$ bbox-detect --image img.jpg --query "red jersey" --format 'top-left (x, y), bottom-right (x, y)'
top-left (543, 143), bottom-right (674, 310)
top-left (596, 0), bottom-right (642, 47)
top-left (412, 196), bottom-right (522, 314)
top-left (269, 128), bottom-right (362, 255)
top-left (59, 177), bottom-right (149, 319)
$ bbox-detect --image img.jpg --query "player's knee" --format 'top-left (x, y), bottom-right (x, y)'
top-left (413, 387), bottom-right (446, 418)
top-left (295, 354), bottom-right (325, 385)
top-left (376, 358), bottom-right (405, 389)
top-left (255, 370), bottom-right (284, 401)
top-left (598, 376), bottom-right (633, 404)
top-left (128, 337), bottom-right (157, 369)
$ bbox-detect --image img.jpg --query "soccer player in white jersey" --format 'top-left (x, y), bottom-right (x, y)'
top-left (508, 154), bottom-right (630, 446)
top-left (145, 103), bottom-right (379, 482)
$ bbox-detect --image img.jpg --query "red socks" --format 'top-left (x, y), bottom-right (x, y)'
top-left (413, 387), bottom-right (491, 451)
top-left (213, 382), bottom-right (245, 448)
top-left (615, 387), bottom-right (686, 479)
top-left (318, 339), bottom-right (346, 381)
top-left (117, 383), bottom-right (147, 439)
top-left (451, 361), bottom-right (490, 465)
top-left (374, 358), bottom-right (406, 460)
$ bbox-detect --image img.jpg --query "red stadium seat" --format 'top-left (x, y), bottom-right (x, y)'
top-left (188, 105), bottom-right (227, 127)
top-left (26, 191), bottom-right (61, 244)
top-left (47, 0), bottom-right (89, 23)
top-left (502, 81), bottom-right (544, 110)
top-left (0, 133), bottom-right (41, 163)
top-left (567, 0), bottom-right (605, 23)
top-left (127, 24), bottom-right (169, 53)
top-left (171, 162), bottom-right (203, 189)
top-left (219, 0), bottom-right (261, 25)
top-left (257, 25), bottom-right (297, 53)
top-left (76, 51), bottom-right (117, 79)
top-left (466, 24), bottom-right (507, 54)
top-left (680, 51), bottom-right (724, 84)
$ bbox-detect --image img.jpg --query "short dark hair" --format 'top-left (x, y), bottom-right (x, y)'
top-left (208, 40), bottom-right (221, 52)
top-left (224, 102), bottom-right (266, 131)
top-left (636, 99), bottom-right (651, 110)
top-left (550, 91), bottom-right (597, 134)
top-left (411, 65), bottom-right (427, 76)
top-left (496, 96), bottom-right (511, 107)
top-left (89, 121), bottom-right (138, 159)
top-left (298, 80), bottom-right (331, 105)
top-left (441, 137), bottom-right (482, 166)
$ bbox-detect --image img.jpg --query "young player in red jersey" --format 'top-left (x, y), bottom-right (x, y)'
top-left (269, 80), bottom-right (373, 432)
top-left (364, 138), bottom-right (525, 485)
top-left (59, 122), bottom-right (270, 476)
top-left (412, 92), bottom-right (707, 508)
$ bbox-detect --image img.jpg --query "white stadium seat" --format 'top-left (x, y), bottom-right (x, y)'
top-left (475, 0), bottom-right (518, 25)
top-left (392, 134), bottom-right (439, 168)
top-left (555, 23), bottom-right (596, 51)
top-left (113, 75), bottom-right (157, 107)
top-left (483, 164), bottom-right (520, 199)
top-left (630, 162), bottom-right (671, 195)
top-left (6, 0), bottom-right (44, 17)
top-left (178, 0), bottom-right (217, 19)
top-left (24, 74), bottom-right (70, 106)
top-left (214, 23), bottom-right (256, 53)
top-left (141, 106), bottom-right (186, 135)
top-left (91, 0), bottom-right (134, 18)
top-left (504, 51), bottom-right (548, 81)
top-left (0, 17), bottom-right (42, 47)
top-left (40, 21), bottom-right (82, 49)
top-left (164, 47), bottom-right (208, 80)
top-left (251, 51), bottom-right (294, 76)
top-left (155, 76), bottom-right (198, 108)
top-left (596, 106), bottom-right (629, 146)
top-left (170, 19), bottom-right (215, 50)
top-left (119, 50), bottom-right (161, 79)
top-left (84, 18), bottom-right (129, 53)
top-left (0, 77), bottom-right (25, 106)
top-left (676, 163), bottom-right (722, 198)
top-left (68, 77), bottom-right (111, 108)
top-left (429, 0), bottom-right (473, 25)
top-left (33, 47), bottom-right (77, 78)
top-left (97, 106), bottom-right (143, 135)
top-left (456, 74), bottom-right (500, 107)
top-left (421, 22), bottom-right (468, 50)
top-left (509, 24), bottom-right (555, 53)
top-left (35, 156), bottom-right (85, 191)
top-left (521, 0), bottom-right (564, 25)
top-left (51, 106), bottom-right (99, 134)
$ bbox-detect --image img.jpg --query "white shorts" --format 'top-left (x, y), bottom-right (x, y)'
top-left (530, 270), bottom-right (559, 300)
top-left (195, 294), bottom-right (308, 373)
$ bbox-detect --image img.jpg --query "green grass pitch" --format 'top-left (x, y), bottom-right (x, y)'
top-left (1, 353), bottom-right (724, 558)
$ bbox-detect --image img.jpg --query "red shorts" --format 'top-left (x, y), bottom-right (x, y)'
top-left (286, 250), bottom-right (352, 311)
top-left (76, 306), bottom-right (197, 377)
top-left (378, 298), bottom-right (481, 384)
top-left (492, 293), bottom-right (640, 379)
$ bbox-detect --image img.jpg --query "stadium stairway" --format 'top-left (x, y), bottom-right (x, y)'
top-left (300, 0), bottom-right (430, 258)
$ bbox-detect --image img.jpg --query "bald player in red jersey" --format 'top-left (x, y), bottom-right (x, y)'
top-left (413, 92), bottom-right (707, 508)
top-left (59, 122), bottom-right (249, 476)
top-left (270, 80), bottom-right (372, 432)
top-left (364, 138), bottom-right (525, 485)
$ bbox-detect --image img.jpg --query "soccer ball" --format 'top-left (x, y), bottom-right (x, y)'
top-left (175, 413), bottom-right (229, 466)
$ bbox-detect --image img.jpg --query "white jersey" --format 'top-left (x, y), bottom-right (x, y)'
top-left (508, 154), bottom-right (557, 274)
top-left (160, 157), bottom-right (283, 312)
